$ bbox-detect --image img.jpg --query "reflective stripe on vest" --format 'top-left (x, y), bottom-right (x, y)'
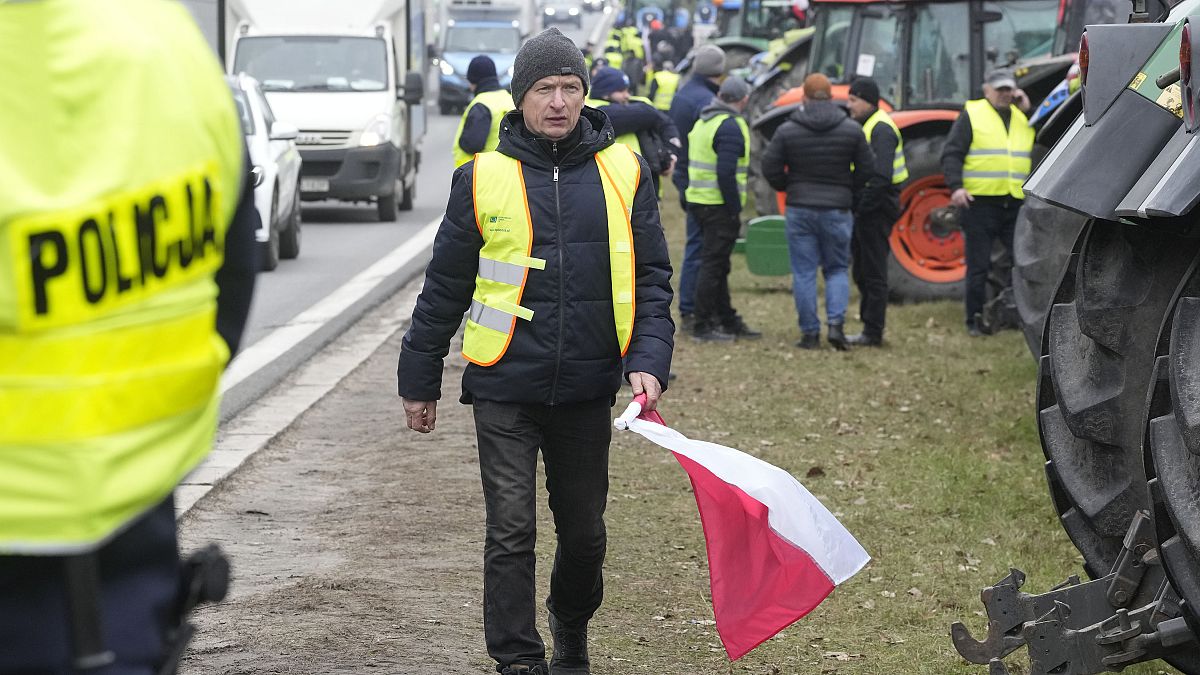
top-left (0, 0), bottom-right (243, 554)
top-left (861, 109), bottom-right (908, 184)
top-left (463, 144), bottom-right (640, 365)
top-left (587, 98), bottom-right (642, 155)
top-left (962, 99), bottom-right (1034, 198)
top-left (651, 71), bottom-right (679, 110)
top-left (453, 89), bottom-right (515, 168)
top-left (685, 112), bottom-right (750, 207)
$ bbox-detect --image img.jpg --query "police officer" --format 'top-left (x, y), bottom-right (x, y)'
top-left (453, 55), bottom-right (516, 168)
top-left (0, 0), bottom-right (258, 672)
top-left (846, 77), bottom-right (906, 347)
top-left (941, 68), bottom-right (1033, 337)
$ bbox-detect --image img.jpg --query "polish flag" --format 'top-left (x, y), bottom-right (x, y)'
top-left (615, 396), bottom-right (870, 660)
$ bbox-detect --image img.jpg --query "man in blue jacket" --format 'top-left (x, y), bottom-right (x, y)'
top-left (396, 27), bottom-right (674, 675)
top-left (668, 44), bottom-right (725, 331)
top-left (586, 66), bottom-right (681, 193)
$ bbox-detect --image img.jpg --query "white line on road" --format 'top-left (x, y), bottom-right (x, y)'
top-left (220, 214), bottom-right (442, 394)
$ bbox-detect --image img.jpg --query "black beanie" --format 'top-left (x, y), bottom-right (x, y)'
top-left (510, 27), bottom-right (590, 108)
top-left (848, 77), bottom-right (880, 106)
top-left (467, 55), bottom-right (498, 85)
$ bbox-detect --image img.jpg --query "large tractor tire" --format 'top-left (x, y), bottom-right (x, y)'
top-left (1012, 196), bottom-right (1088, 356)
top-left (1036, 219), bottom-right (1200, 581)
top-left (888, 135), bottom-right (964, 303)
top-left (748, 128), bottom-right (779, 216)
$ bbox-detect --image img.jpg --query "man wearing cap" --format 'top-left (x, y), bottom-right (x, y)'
top-left (397, 27), bottom-right (674, 675)
top-left (586, 66), bottom-right (681, 193)
top-left (686, 77), bottom-right (761, 342)
top-left (668, 44), bottom-right (726, 332)
top-left (846, 76), bottom-right (905, 347)
top-left (761, 73), bottom-right (875, 350)
top-left (453, 55), bottom-right (516, 168)
top-left (941, 68), bottom-right (1033, 337)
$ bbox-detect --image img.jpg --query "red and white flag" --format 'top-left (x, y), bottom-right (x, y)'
top-left (616, 396), bottom-right (870, 660)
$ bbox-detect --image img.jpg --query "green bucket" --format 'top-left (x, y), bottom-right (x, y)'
top-left (742, 215), bottom-right (790, 276)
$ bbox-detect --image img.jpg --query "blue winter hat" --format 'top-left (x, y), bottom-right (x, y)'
top-left (590, 66), bottom-right (630, 99)
top-left (467, 55), bottom-right (498, 85)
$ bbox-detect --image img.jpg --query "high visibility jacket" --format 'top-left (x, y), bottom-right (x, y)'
top-left (0, 0), bottom-right (243, 554)
top-left (620, 26), bottom-right (645, 59)
top-left (604, 38), bottom-right (625, 69)
top-left (686, 113), bottom-right (750, 207)
top-left (650, 71), bottom-right (680, 111)
top-left (453, 89), bottom-right (515, 168)
top-left (462, 144), bottom-right (640, 365)
top-left (586, 97), bottom-right (654, 155)
top-left (862, 109), bottom-right (908, 184)
top-left (962, 98), bottom-right (1034, 198)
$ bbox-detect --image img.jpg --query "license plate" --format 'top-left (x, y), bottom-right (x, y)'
top-left (301, 178), bottom-right (330, 192)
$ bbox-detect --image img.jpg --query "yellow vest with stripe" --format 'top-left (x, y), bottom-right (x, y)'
top-left (604, 37), bottom-right (625, 69)
top-left (463, 144), bottom-right (641, 365)
top-left (962, 99), bottom-right (1034, 198)
top-left (0, 0), bottom-right (244, 554)
top-left (453, 89), bottom-right (515, 168)
top-left (586, 97), bottom-right (650, 156)
top-left (862, 109), bottom-right (909, 184)
top-left (685, 112), bottom-right (750, 207)
top-left (620, 26), bottom-right (645, 59)
top-left (651, 71), bottom-right (680, 111)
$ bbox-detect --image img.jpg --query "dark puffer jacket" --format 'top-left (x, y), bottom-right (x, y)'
top-left (761, 99), bottom-right (875, 210)
top-left (397, 107), bottom-right (675, 405)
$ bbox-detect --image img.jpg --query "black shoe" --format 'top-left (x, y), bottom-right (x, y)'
top-left (967, 325), bottom-right (983, 338)
top-left (549, 613), bottom-right (589, 674)
top-left (827, 323), bottom-right (848, 351)
top-left (795, 333), bottom-right (820, 350)
top-left (692, 326), bottom-right (736, 342)
top-left (502, 664), bottom-right (550, 675)
top-left (679, 313), bottom-right (695, 334)
top-left (723, 317), bottom-right (762, 340)
top-left (846, 333), bottom-right (882, 347)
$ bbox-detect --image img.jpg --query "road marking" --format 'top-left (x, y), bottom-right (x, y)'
top-left (220, 214), bottom-right (442, 394)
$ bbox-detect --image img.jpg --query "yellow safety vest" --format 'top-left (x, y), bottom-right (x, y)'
top-left (651, 71), bottom-right (680, 111)
top-left (462, 144), bottom-right (640, 365)
top-left (586, 97), bottom-right (646, 156)
top-left (620, 26), bottom-right (645, 59)
top-left (453, 89), bottom-right (515, 168)
top-left (604, 38), bottom-right (625, 69)
top-left (862, 109), bottom-right (908, 184)
top-left (962, 98), bottom-right (1034, 198)
top-left (685, 112), bottom-right (750, 207)
top-left (0, 0), bottom-right (244, 554)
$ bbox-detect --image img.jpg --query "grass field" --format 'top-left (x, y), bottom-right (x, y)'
top-left (536, 193), bottom-right (1180, 674)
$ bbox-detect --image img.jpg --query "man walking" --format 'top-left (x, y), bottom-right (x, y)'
top-left (846, 77), bottom-right (906, 347)
top-left (668, 44), bottom-right (726, 330)
top-left (586, 66), bottom-right (681, 193)
top-left (941, 68), bottom-right (1033, 336)
top-left (761, 73), bottom-right (874, 350)
top-left (396, 27), bottom-right (674, 675)
top-left (453, 55), bottom-right (516, 167)
top-left (686, 77), bottom-right (761, 342)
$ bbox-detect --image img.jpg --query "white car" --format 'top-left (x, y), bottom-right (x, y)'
top-left (228, 73), bottom-right (302, 271)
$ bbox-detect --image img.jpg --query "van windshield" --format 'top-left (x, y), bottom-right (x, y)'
top-left (443, 26), bottom-right (522, 53)
top-left (234, 36), bottom-right (389, 92)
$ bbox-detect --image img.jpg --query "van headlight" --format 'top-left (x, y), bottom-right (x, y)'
top-left (440, 60), bottom-right (455, 76)
top-left (569, 7), bottom-right (579, 14)
top-left (359, 114), bottom-right (392, 147)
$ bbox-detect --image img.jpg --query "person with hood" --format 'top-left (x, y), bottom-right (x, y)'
top-left (668, 44), bottom-right (726, 331)
top-left (586, 66), bottom-right (681, 193)
top-left (685, 77), bottom-right (761, 342)
top-left (396, 27), bottom-right (674, 675)
top-left (453, 55), bottom-right (516, 167)
top-left (761, 73), bottom-right (875, 350)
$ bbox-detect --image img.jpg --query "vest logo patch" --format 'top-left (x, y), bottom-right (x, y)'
top-left (486, 214), bottom-right (513, 233)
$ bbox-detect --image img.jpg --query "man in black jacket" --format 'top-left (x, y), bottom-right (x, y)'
top-left (761, 73), bottom-right (875, 350)
top-left (586, 66), bottom-right (682, 192)
top-left (396, 27), bottom-right (674, 675)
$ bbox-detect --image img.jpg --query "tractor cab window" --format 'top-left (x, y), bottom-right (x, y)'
top-left (983, 0), bottom-right (1058, 66)
top-left (908, 2), bottom-right (971, 105)
top-left (716, 0), bottom-right (744, 36)
top-left (853, 8), bottom-right (901, 104)
top-left (1054, 0), bottom-right (1129, 54)
top-left (810, 4), bottom-right (855, 80)
top-left (742, 0), bottom-right (806, 40)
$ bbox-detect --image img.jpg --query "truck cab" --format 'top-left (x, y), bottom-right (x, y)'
top-left (436, 19), bottom-right (522, 114)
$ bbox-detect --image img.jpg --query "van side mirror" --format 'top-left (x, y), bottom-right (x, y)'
top-left (402, 71), bottom-right (425, 104)
top-left (427, 43), bottom-right (438, 60)
top-left (269, 121), bottom-right (299, 141)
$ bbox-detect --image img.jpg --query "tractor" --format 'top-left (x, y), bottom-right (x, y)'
top-left (707, 0), bottom-right (811, 69)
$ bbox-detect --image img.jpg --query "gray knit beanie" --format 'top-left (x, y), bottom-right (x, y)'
top-left (692, 44), bottom-right (726, 77)
top-left (510, 27), bottom-right (590, 108)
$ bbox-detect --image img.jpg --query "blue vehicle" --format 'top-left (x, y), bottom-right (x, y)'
top-left (436, 19), bottom-right (521, 114)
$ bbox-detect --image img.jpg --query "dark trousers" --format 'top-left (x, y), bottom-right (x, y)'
top-left (0, 497), bottom-right (180, 675)
top-left (473, 397), bottom-right (612, 671)
top-left (674, 177), bottom-right (703, 315)
top-left (850, 203), bottom-right (897, 339)
top-left (963, 197), bottom-right (1021, 326)
top-left (690, 203), bottom-right (741, 331)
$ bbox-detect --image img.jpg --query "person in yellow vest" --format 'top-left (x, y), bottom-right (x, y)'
top-left (0, 0), bottom-right (259, 671)
top-left (396, 27), bottom-right (673, 675)
top-left (585, 67), bottom-right (681, 195)
top-left (846, 77), bottom-right (906, 347)
top-left (647, 60), bottom-right (680, 111)
top-left (453, 55), bottom-right (516, 168)
top-left (685, 77), bottom-right (762, 342)
top-left (941, 68), bottom-right (1033, 337)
